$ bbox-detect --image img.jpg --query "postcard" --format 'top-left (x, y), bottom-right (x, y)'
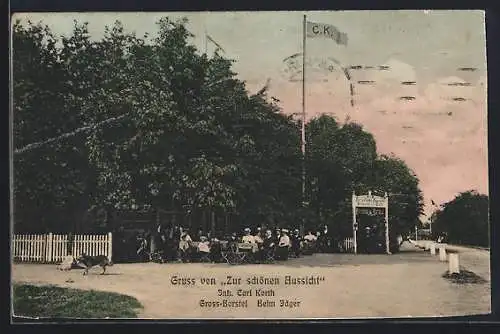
top-left (10, 10), bottom-right (490, 320)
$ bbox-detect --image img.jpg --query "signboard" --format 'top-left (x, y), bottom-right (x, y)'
top-left (353, 191), bottom-right (387, 208)
top-left (354, 195), bottom-right (386, 208)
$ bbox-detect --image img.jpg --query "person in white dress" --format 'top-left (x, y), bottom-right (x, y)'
top-left (198, 236), bottom-right (210, 253)
top-left (304, 230), bottom-right (317, 242)
top-left (279, 229), bottom-right (291, 247)
top-left (241, 228), bottom-right (256, 244)
top-left (304, 230), bottom-right (317, 252)
top-left (277, 229), bottom-right (291, 260)
top-left (178, 228), bottom-right (192, 262)
top-left (254, 227), bottom-right (263, 245)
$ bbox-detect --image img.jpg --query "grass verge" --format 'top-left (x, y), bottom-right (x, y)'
top-left (13, 284), bottom-right (143, 318)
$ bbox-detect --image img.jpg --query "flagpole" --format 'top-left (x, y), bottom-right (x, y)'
top-left (301, 14), bottom-right (307, 235)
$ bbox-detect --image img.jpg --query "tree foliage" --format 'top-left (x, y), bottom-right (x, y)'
top-left (305, 115), bottom-right (424, 236)
top-left (432, 190), bottom-right (489, 247)
top-left (13, 21), bottom-right (96, 232)
top-left (13, 17), bottom-right (423, 236)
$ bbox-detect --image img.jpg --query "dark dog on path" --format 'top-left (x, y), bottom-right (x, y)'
top-left (76, 254), bottom-right (113, 275)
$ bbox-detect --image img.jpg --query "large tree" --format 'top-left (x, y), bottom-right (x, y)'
top-left (370, 155), bottom-right (425, 240)
top-left (305, 115), bottom-right (424, 242)
top-left (432, 190), bottom-right (489, 247)
top-left (13, 20), bottom-right (96, 233)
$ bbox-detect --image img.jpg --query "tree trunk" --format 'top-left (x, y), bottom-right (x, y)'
top-left (211, 211), bottom-right (216, 236)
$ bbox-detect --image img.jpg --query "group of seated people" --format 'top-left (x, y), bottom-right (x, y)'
top-left (116, 222), bottom-right (333, 264)
top-left (172, 226), bottom-right (321, 263)
top-left (124, 221), bottom-right (396, 262)
top-left (130, 222), bottom-right (332, 264)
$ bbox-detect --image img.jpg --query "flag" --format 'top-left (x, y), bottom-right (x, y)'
top-left (306, 21), bottom-right (348, 46)
top-left (206, 34), bottom-right (226, 53)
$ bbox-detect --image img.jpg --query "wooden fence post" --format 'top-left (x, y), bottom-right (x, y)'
top-left (67, 233), bottom-right (74, 256)
top-left (108, 232), bottom-right (113, 262)
top-left (20, 235), bottom-right (25, 262)
top-left (46, 233), bottom-right (53, 263)
top-left (72, 234), bottom-right (78, 257)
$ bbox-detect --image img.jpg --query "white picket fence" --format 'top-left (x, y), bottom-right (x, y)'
top-left (12, 233), bottom-right (113, 263)
top-left (343, 237), bottom-right (354, 252)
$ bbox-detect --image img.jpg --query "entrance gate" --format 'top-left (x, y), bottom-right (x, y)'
top-left (352, 191), bottom-right (390, 254)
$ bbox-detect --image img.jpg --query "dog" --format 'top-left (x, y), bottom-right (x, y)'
top-left (76, 254), bottom-right (113, 276)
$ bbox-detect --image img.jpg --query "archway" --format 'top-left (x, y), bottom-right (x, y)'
top-left (352, 191), bottom-right (390, 254)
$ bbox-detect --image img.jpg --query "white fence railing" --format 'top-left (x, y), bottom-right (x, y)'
top-left (342, 237), bottom-right (354, 252)
top-left (12, 233), bottom-right (113, 263)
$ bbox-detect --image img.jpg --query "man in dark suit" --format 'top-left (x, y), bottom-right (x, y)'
top-left (261, 229), bottom-right (276, 262)
top-left (319, 225), bottom-right (330, 253)
top-left (291, 229), bottom-right (302, 257)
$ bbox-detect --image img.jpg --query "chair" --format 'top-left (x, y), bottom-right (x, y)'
top-left (263, 245), bottom-right (276, 263)
top-left (220, 241), bottom-right (230, 263)
top-left (222, 242), bottom-right (250, 265)
top-left (149, 250), bottom-right (165, 263)
top-left (238, 243), bottom-right (256, 264)
top-left (221, 241), bottom-right (240, 265)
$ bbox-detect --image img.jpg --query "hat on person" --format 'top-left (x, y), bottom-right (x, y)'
top-left (244, 227), bottom-right (251, 233)
top-left (294, 229), bottom-right (299, 233)
top-left (282, 228), bottom-right (289, 233)
top-left (200, 236), bottom-right (208, 241)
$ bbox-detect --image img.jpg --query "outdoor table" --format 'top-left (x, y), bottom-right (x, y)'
top-left (238, 242), bottom-right (258, 253)
top-left (220, 241), bottom-right (258, 265)
top-left (237, 242), bottom-right (259, 264)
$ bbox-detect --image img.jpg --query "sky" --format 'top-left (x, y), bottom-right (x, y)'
top-left (13, 11), bottom-right (488, 218)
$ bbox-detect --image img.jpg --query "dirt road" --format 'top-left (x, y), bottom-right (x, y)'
top-left (12, 243), bottom-right (490, 319)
